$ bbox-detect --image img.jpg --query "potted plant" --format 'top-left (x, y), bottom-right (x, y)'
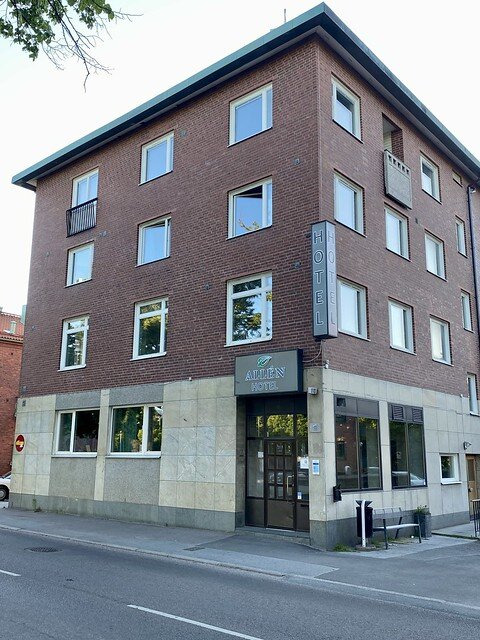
top-left (414, 505), bottom-right (432, 539)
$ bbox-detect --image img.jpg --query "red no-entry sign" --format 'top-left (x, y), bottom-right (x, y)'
top-left (15, 435), bottom-right (25, 452)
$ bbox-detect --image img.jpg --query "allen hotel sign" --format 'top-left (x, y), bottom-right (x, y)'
top-left (311, 220), bottom-right (337, 339)
top-left (235, 350), bottom-right (303, 396)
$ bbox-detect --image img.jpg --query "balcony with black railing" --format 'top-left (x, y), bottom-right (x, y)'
top-left (66, 198), bottom-right (97, 236)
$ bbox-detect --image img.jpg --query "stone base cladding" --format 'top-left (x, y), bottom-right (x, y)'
top-left (11, 369), bottom-right (480, 548)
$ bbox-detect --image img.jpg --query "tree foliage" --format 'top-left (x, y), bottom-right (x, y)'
top-left (0, 1), bottom-right (129, 84)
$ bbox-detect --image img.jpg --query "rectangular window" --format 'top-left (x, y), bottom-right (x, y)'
top-left (420, 155), bottom-right (440, 200)
top-left (425, 233), bottom-right (445, 278)
top-left (66, 243), bottom-right (94, 285)
top-left (440, 454), bottom-right (459, 483)
top-left (334, 174), bottom-right (363, 233)
top-left (138, 217), bottom-right (171, 265)
top-left (452, 170), bottom-right (463, 186)
top-left (227, 273), bottom-right (272, 345)
top-left (110, 405), bottom-right (162, 454)
top-left (334, 396), bottom-right (380, 491)
top-left (430, 317), bottom-right (451, 364)
top-left (332, 78), bottom-right (361, 138)
top-left (456, 218), bottom-right (467, 256)
top-left (337, 279), bottom-right (367, 338)
top-left (56, 409), bottom-right (99, 454)
top-left (60, 316), bottom-right (89, 370)
top-left (72, 169), bottom-right (98, 206)
top-left (385, 207), bottom-right (409, 258)
top-left (389, 300), bottom-right (414, 353)
top-left (389, 404), bottom-right (426, 489)
top-left (140, 132), bottom-right (174, 183)
top-left (229, 84), bottom-right (272, 145)
top-left (133, 298), bottom-right (168, 359)
top-left (462, 291), bottom-right (473, 331)
top-left (228, 178), bottom-right (272, 238)
top-left (468, 374), bottom-right (478, 414)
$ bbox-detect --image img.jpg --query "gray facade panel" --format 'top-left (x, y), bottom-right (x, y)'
top-left (109, 383), bottom-right (164, 407)
top-left (103, 458), bottom-right (161, 505)
top-left (49, 458), bottom-right (97, 500)
top-left (56, 390), bottom-right (102, 410)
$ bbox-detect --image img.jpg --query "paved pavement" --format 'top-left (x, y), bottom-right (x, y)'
top-left (0, 504), bottom-right (477, 579)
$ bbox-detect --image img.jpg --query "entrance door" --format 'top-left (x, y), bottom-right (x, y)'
top-left (265, 440), bottom-right (295, 529)
top-left (467, 455), bottom-right (479, 515)
top-left (245, 395), bottom-right (309, 532)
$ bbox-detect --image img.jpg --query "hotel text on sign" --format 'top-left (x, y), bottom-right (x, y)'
top-left (312, 221), bottom-right (338, 339)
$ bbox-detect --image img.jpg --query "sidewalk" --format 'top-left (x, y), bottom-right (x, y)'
top-left (0, 505), bottom-right (477, 579)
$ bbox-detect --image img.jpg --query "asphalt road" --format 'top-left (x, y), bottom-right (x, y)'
top-left (0, 529), bottom-right (479, 640)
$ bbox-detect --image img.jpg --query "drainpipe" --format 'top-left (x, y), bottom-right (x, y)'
top-left (466, 178), bottom-right (480, 349)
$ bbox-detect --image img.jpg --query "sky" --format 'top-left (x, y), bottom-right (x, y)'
top-left (1, 0), bottom-right (480, 315)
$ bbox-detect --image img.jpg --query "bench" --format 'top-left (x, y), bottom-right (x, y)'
top-left (372, 507), bottom-right (421, 549)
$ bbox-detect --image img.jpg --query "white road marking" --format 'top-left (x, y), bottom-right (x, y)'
top-left (0, 569), bottom-right (20, 577)
top-left (128, 604), bottom-right (265, 639)
top-left (314, 577), bottom-right (480, 612)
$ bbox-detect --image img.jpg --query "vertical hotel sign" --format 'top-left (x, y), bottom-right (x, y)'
top-left (312, 221), bottom-right (337, 339)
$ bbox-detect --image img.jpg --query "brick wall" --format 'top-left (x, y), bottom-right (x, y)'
top-left (0, 339), bottom-right (22, 473)
top-left (20, 34), bottom-right (480, 399)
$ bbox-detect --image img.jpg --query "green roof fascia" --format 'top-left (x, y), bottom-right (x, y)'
top-left (12, 2), bottom-right (480, 190)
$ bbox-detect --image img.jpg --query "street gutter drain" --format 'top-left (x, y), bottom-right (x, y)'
top-left (25, 547), bottom-right (60, 553)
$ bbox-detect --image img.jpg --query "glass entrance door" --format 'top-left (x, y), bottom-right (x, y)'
top-left (245, 396), bottom-right (309, 531)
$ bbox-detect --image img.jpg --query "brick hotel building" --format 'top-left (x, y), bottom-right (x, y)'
top-left (11, 4), bottom-right (480, 547)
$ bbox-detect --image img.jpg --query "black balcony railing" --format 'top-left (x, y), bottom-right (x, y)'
top-left (66, 198), bottom-right (97, 236)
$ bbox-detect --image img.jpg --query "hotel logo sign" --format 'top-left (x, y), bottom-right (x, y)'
top-left (235, 350), bottom-right (303, 396)
top-left (312, 221), bottom-right (337, 339)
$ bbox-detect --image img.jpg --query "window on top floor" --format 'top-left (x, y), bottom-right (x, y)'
top-left (332, 78), bottom-right (361, 139)
top-left (72, 169), bottom-right (98, 207)
top-left (420, 155), bottom-right (440, 200)
top-left (382, 116), bottom-right (404, 161)
top-left (229, 84), bottom-right (272, 145)
top-left (141, 133), bottom-right (174, 184)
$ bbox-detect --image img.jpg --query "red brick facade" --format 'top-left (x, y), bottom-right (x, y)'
top-left (0, 312), bottom-right (23, 474)
top-left (19, 35), bottom-right (480, 398)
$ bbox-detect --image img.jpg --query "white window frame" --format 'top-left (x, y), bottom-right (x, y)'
top-left (229, 84), bottom-right (272, 145)
top-left (334, 173), bottom-right (364, 233)
top-left (388, 300), bottom-right (414, 353)
top-left (385, 207), bottom-right (409, 259)
top-left (140, 132), bottom-right (174, 184)
top-left (133, 298), bottom-right (168, 360)
top-left (137, 217), bottom-right (171, 265)
top-left (66, 242), bottom-right (94, 286)
top-left (461, 291), bottom-right (473, 331)
top-left (440, 454), bottom-right (460, 484)
top-left (337, 278), bottom-right (367, 339)
top-left (420, 155), bottom-right (440, 200)
top-left (425, 233), bottom-right (445, 279)
top-left (109, 404), bottom-right (163, 457)
top-left (60, 316), bottom-right (89, 370)
top-left (456, 218), bottom-right (467, 256)
top-left (228, 178), bottom-right (272, 238)
top-left (226, 272), bottom-right (272, 346)
top-left (468, 374), bottom-right (478, 415)
top-left (430, 317), bottom-right (451, 365)
top-left (55, 409), bottom-right (99, 456)
top-left (72, 169), bottom-right (98, 207)
top-left (332, 78), bottom-right (361, 139)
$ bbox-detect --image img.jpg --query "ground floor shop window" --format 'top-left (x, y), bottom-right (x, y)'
top-left (334, 396), bottom-right (381, 491)
top-left (110, 405), bottom-right (162, 454)
top-left (56, 409), bottom-right (99, 453)
top-left (389, 404), bottom-right (426, 488)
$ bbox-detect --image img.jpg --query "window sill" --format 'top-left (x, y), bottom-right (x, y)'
top-left (421, 188), bottom-right (441, 204)
top-left (332, 118), bottom-right (362, 142)
top-left (338, 330), bottom-right (369, 341)
top-left (386, 248), bottom-right (410, 262)
top-left (334, 219), bottom-right (365, 237)
top-left (390, 346), bottom-right (416, 356)
top-left (52, 453), bottom-right (97, 458)
top-left (107, 453), bottom-right (161, 459)
top-left (392, 485), bottom-right (427, 490)
top-left (463, 327), bottom-right (474, 333)
top-left (131, 352), bottom-right (166, 361)
top-left (432, 358), bottom-right (453, 367)
top-left (139, 169), bottom-right (173, 186)
top-left (426, 269), bottom-right (447, 282)
top-left (136, 256), bottom-right (170, 267)
top-left (440, 480), bottom-right (461, 485)
top-left (470, 412), bottom-right (479, 417)
top-left (65, 278), bottom-right (92, 288)
top-left (225, 335), bottom-right (272, 347)
top-left (58, 364), bottom-right (86, 371)
top-left (228, 126), bottom-right (272, 147)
